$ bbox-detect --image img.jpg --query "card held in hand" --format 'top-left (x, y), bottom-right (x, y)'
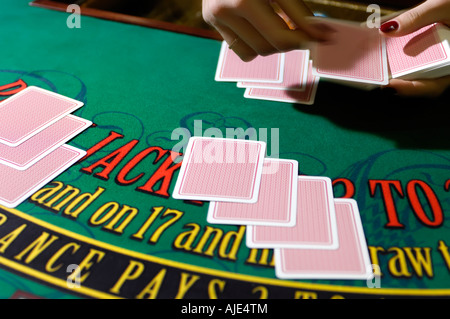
top-left (310, 17), bottom-right (389, 85)
top-left (215, 41), bottom-right (285, 83)
top-left (238, 50), bottom-right (310, 91)
top-left (244, 61), bottom-right (319, 105)
top-left (386, 23), bottom-right (450, 79)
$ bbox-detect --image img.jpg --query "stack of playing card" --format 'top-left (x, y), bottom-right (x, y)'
top-left (309, 17), bottom-right (450, 88)
top-left (173, 136), bottom-right (373, 280)
top-left (215, 42), bottom-right (320, 105)
top-left (0, 86), bottom-right (91, 208)
top-left (386, 23), bottom-right (450, 81)
top-left (215, 17), bottom-right (450, 98)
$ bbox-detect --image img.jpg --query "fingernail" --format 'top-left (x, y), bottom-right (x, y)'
top-left (380, 21), bottom-right (399, 33)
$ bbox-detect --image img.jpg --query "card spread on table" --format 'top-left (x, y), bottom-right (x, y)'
top-left (237, 50), bottom-right (310, 91)
top-left (310, 18), bottom-right (389, 85)
top-left (172, 137), bottom-right (266, 203)
top-left (246, 175), bottom-right (338, 249)
top-left (215, 41), bottom-right (285, 83)
top-left (0, 144), bottom-right (86, 208)
top-left (274, 198), bottom-right (373, 280)
top-left (243, 61), bottom-right (319, 105)
top-left (207, 158), bottom-right (298, 226)
top-left (386, 23), bottom-right (450, 79)
top-left (0, 115), bottom-right (92, 170)
top-left (0, 86), bottom-right (84, 147)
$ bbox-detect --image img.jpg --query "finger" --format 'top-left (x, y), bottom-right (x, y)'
top-left (243, 1), bottom-right (317, 52)
top-left (387, 76), bottom-right (450, 97)
top-left (213, 23), bottom-right (259, 62)
top-left (221, 15), bottom-right (281, 56)
top-left (273, 0), bottom-right (331, 40)
top-left (380, 0), bottom-right (445, 36)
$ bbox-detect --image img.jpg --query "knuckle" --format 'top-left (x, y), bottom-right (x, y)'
top-left (257, 47), bottom-right (280, 56)
top-left (233, 0), bottom-right (250, 11)
top-left (205, 3), bottom-right (228, 20)
top-left (271, 40), bottom-right (294, 52)
top-left (405, 9), bottom-right (421, 24)
top-left (238, 52), bottom-right (258, 62)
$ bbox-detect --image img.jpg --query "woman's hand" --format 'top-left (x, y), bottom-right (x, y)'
top-left (380, 0), bottom-right (450, 97)
top-left (202, 0), bottom-right (330, 61)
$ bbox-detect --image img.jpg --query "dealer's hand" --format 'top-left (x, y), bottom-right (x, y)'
top-left (380, 0), bottom-right (450, 97)
top-left (202, 0), bottom-right (331, 61)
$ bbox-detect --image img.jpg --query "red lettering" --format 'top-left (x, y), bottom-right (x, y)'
top-left (445, 179), bottom-right (450, 192)
top-left (136, 151), bottom-right (183, 198)
top-left (81, 140), bottom-right (138, 180)
top-left (332, 178), bottom-right (355, 198)
top-left (78, 131), bottom-right (197, 204)
top-left (116, 147), bottom-right (165, 185)
top-left (369, 180), bottom-right (405, 228)
top-left (406, 180), bottom-right (443, 227)
top-left (78, 131), bottom-right (124, 163)
top-left (0, 79), bottom-right (27, 97)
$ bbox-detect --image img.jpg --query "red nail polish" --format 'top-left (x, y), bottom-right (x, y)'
top-left (380, 21), bottom-right (399, 33)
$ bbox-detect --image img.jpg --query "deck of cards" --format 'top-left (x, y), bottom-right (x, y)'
top-left (173, 136), bottom-right (373, 280)
top-left (215, 42), bottom-right (320, 105)
top-left (0, 86), bottom-right (90, 208)
top-left (215, 16), bottom-right (450, 102)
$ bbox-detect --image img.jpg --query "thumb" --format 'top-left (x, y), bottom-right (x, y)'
top-left (380, 0), bottom-right (442, 36)
top-left (386, 76), bottom-right (450, 97)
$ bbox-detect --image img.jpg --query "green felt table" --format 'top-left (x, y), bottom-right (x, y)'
top-left (0, 0), bottom-right (449, 300)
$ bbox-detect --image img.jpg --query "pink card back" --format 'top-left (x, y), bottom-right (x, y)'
top-left (239, 50), bottom-right (309, 91)
top-left (312, 19), bottom-right (387, 84)
top-left (0, 87), bottom-right (83, 146)
top-left (0, 144), bottom-right (86, 208)
top-left (208, 159), bottom-right (298, 226)
top-left (216, 42), bottom-right (284, 83)
top-left (247, 176), bottom-right (338, 248)
top-left (0, 115), bottom-right (91, 170)
top-left (275, 199), bottom-right (372, 279)
top-left (386, 24), bottom-right (448, 77)
top-left (244, 61), bottom-right (318, 105)
top-left (173, 137), bottom-right (266, 203)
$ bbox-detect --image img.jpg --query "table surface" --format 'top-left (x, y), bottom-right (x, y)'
top-left (0, 0), bottom-right (449, 299)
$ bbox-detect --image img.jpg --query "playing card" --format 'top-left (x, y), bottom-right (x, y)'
top-left (172, 136), bottom-right (266, 203)
top-left (207, 158), bottom-right (298, 226)
top-left (0, 115), bottom-right (91, 170)
top-left (0, 144), bottom-right (86, 208)
top-left (215, 41), bottom-right (285, 83)
top-left (237, 50), bottom-right (309, 91)
top-left (246, 175), bottom-right (338, 249)
top-left (310, 17), bottom-right (389, 85)
top-left (386, 23), bottom-right (450, 79)
top-left (274, 198), bottom-right (373, 280)
top-left (243, 61), bottom-right (319, 105)
top-left (0, 86), bottom-right (84, 147)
